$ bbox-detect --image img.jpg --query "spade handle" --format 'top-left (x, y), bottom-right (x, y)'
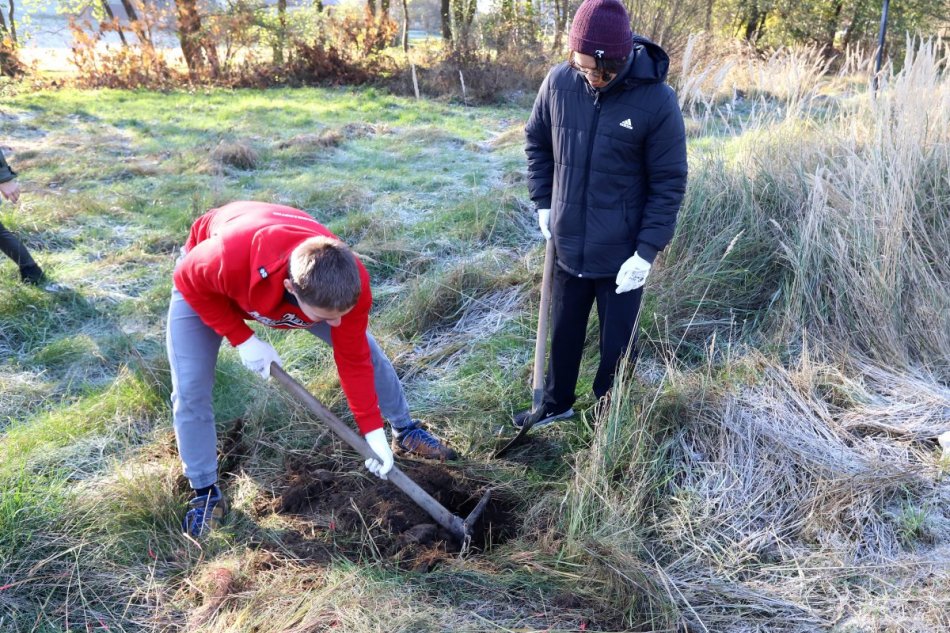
top-left (271, 364), bottom-right (466, 539)
top-left (531, 239), bottom-right (555, 410)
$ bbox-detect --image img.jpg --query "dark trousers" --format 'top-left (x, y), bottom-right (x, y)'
top-left (0, 220), bottom-right (41, 281)
top-left (543, 267), bottom-right (643, 410)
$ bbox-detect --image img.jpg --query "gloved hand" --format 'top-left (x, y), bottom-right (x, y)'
top-left (364, 428), bottom-right (394, 480)
top-left (537, 208), bottom-right (552, 241)
top-left (939, 431), bottom-right (950, 461)
top-left (236, 334), bottom-right (282, 379)
top-left (0, 179), bottom-right (20, 204)
top-left (615, 252), bottom-right (652, 293)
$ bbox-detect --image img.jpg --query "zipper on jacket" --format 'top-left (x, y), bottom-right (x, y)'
top-left (578, 89), bottom-right (602, 276)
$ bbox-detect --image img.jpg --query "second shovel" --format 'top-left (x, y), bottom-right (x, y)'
top-left (494, 238), bottom-right (555, 457)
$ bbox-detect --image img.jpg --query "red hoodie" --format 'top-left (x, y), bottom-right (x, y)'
top-left (173, 201), bottom-right (383, 434)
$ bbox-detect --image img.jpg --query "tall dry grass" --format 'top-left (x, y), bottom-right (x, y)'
top-left (556, 351), bottom-right (948, 631)
top-left (663, 38), bottom-right (950, 380)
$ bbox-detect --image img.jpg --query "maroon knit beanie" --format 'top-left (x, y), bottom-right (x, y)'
top-left (569, 0), bottom-right (634, 60)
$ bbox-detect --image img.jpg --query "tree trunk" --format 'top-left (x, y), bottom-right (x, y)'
top-left (554, 0), bottom-right (569, 53)
top-left (381, 0), bottom-right (390, 19)
top-left (366, 0), bottom-right (376, 16)
top-left (174, 0), bottom-right (206, 76)
top-left (704, 0), bottom-right (714, 32)
top-left (118, 0), bottom-right (150, 45)
top-left (742, 3), bottom-right (767, 43)
top-left (451, 0), bottom-right (475, 49)
top-left (825, 1), bottom-right (843, 50)
top-left (119, 0), bottom-right (139, 22)
top-left (274, 0), bottom-right (287, 63)
top-left (0, 4), bottom-right (8, 37)
top-left (100, 0), bottom-right (129, 46)
top-left (401, 0), bottom-right (409, 52)
top-left (7, 0), bottom-right (17, 44)
top-left (440, 0), bottom-right (452, 41)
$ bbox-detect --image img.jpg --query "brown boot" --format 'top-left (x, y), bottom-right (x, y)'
top-left (391, 421), bottom-right (458, 461)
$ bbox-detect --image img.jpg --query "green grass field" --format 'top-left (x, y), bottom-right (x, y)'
top-left (1, 43), bottom-right (948, 632)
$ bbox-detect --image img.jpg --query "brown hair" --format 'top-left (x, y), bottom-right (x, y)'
top-left (288, 236), bottom-right (361, 311)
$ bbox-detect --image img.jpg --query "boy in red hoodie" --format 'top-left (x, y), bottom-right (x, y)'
top-left (169, 201), bottom-right (456, 537)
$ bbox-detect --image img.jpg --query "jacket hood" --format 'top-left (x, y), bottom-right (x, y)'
top-left (245, 224), bottom-right (314, 310)
top-left (621, 35), bottom-right (670, 85)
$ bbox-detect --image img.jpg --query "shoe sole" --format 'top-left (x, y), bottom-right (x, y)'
top-left (512, 407), bottom-right (575, 430)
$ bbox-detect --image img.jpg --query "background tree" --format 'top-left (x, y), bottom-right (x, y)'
top-left (3, 0), bottom-right (17, 43)
top-left (173, 0), bottom-right (218, 78)
top-left (440, 0), bottom-right (451, 41)
top-left (450, 0), bottom-right (475, 49)
top-left (401, 0), bottom-right (410, 50)
top-left (98, 0), bottom-right (128, 46)
top-left (551, 0), bottom-right (572, 52)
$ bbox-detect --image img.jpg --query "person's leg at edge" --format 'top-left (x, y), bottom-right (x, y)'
top-left (592, 281), bottom-right (643, 400)
top-left (167, 286), bottom-right (223, 491)
top-left (0, 220), bottom-right (43, 283)
top-left (543, 268), bottom-right (597, 412)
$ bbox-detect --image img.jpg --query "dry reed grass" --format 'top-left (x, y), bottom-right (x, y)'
top-left (657, 38), bottom-right (950, 381)
top-left (555, 349), bottom-right (949, 632)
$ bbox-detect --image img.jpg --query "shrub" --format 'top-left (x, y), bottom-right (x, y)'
top-left (0, 37), bottom-right (25, 78)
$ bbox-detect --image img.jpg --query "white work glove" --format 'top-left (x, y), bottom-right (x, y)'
top-left (615, 252), bottom-right (652, 293)
top-left (236, 334), bottom-right (282, 379)
top-left (364, 428), bottom-right (394, 480)
top-left (537, 208), bottom-right (552, 241)
top-left (939, 431), bottom-right (950, 461)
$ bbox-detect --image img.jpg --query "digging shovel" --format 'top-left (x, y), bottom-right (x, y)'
top-left (270, 364), bottom-right (491, 548)
top-left (494, 238), bottom-right (555, 457)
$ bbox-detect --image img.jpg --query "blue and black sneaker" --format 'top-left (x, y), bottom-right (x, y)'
top-left (392, 421), bottom-right (458, 461)
top-left (182, 484), bottom-right (228, 538)
top-left (512, 406), bottom-right (574, 429)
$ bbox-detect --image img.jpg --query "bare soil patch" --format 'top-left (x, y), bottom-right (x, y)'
top-left (261, 456), bottom-right (516, 571)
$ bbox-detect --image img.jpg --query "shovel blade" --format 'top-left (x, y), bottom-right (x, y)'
top-left (492, 420), bottom-right (535, 458)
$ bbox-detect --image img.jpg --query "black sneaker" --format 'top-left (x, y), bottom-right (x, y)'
top-left (512, 406), bottom-right (574, 429)
top-left (182, 485), bottom-right (228, 538)
top-left (19, 264), bottom-right (45, 285)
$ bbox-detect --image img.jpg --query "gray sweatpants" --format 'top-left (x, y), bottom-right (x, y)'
top-left (166, 286), bottom-right (413, 489)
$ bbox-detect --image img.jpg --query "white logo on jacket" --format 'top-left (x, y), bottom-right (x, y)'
top-left (620, 119), bottom-right (633, 130)
top-left (248, 311), bottom-right (313, 328)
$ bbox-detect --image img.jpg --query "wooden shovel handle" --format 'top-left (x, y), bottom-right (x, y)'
top-left (531, 239), bottom-right (556, 410)
top-left (270, 364), bottom-right (466, 539)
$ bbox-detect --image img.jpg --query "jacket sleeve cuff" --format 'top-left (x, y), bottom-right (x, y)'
top-left (355, 413), bottom-right (385, 436)
top-left (536, 198), bottom-right (552, 211)
top-left (225, 325), bottom-right (255, 347)
top-left (635, 243), bottom-right (659, 264)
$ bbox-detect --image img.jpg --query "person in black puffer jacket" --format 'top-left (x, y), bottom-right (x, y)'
top-left (514, 0), bottom-right (688, 429)
top-left (0, 148), bottom-right (47, 286)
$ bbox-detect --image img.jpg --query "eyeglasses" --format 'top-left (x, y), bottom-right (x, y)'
top-left (569, 58), bottom-right (616, 83)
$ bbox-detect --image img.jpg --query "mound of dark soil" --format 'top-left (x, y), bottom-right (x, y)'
top-left (252, 455), bottom-right (517, 571)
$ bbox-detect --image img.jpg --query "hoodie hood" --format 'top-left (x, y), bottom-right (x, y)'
top-left (245, 223), bottom-right (315, 312)
top-left (620, 35), bottom-right (670, 85)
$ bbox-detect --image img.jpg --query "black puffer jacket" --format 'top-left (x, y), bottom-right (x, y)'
top-left (525, 37), bottom-right (688, 278)
top-left (0, 149), bottom-right (16, 184)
